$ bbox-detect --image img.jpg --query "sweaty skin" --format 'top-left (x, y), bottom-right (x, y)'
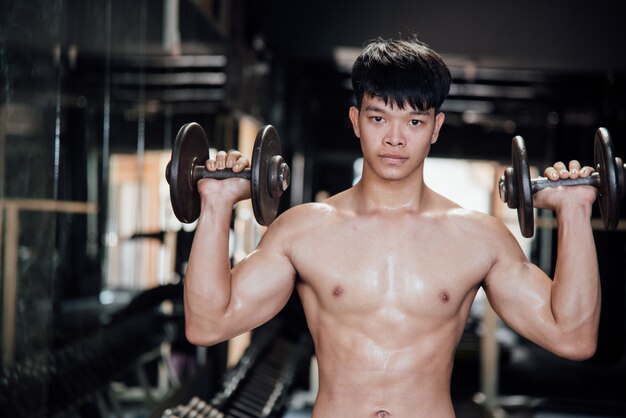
top-left (280, 193), bottom-right (488, 417)
top-left (184, 96), bottom-right (601, 418)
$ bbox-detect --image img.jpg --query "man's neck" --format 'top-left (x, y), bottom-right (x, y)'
top-left (352, 172), bottom-right (431, 214)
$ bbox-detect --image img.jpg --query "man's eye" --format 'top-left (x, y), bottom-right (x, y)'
top-left (409, 120), bottom-right (422, 126)
top-left (372, 116), bottom-right (384, 123)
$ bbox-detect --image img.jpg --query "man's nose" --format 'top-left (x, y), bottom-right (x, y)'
top-left (384, 124), bottom-right (406, 147)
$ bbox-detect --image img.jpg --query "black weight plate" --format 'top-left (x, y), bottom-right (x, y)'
top-left (251, 125), bottom-right (282, 226)
top-left (594, 127), bottom-right (619, 230)
top-left (512, 136), bottom-right (534, 238)
top-left (503, 167), bottom-right (517, 208)
top-left (616, 157), bottom-right (625, 199)
top-left (167, 123), bottom-right (210, 223)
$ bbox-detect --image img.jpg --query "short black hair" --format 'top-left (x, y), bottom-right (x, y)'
top-left (351, 36), bottom-right (452, 113)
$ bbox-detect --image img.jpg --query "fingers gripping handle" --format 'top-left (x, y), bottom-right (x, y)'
top-left (192, 165), bottom-right (252, 182)
top-left (530, 173), bottom-right (601, 194)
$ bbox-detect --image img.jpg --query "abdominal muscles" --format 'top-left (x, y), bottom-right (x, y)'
top-left (309, 306), bottom-right (461, 418)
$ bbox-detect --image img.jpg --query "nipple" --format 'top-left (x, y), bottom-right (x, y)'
top-left (332, 285), bottom-right (344, 297)
top-left (440, 290), bottom-right (450, 303)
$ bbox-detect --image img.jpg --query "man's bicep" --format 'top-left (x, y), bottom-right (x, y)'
top-left (226, 241), bottom-right (297, 333)
top-left (484, 252), bottom-right (558, 348)
top-left (218, 205), bottom-right (312, 338)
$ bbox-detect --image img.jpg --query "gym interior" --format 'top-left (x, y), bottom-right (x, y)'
top-left (1, 1), bottom-right (626, 417)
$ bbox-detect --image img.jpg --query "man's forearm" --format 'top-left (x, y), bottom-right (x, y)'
top-left (551, 204), bottom-right (601, 348)
top-left (184, 200), bottom-right (235, 344)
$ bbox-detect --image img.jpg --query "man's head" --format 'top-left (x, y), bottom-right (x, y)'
top-left (351, 37), bottom-right (452, 114)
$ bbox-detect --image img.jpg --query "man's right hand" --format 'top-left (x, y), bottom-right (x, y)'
top-left (197, 150), bottom-right (251, 205)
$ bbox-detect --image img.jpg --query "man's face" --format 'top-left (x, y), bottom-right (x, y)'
top-left (349, 95), bottom-right (445, 182)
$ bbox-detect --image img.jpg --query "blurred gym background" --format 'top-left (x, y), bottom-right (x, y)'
top-left (1, 1), bottom-right (625, 417)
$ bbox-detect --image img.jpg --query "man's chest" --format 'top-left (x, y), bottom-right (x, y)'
top-left (290, 224), bottom-right (491, 316)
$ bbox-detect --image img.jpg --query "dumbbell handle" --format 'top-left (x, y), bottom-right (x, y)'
top-left (193, 157), bottom-right (291, 198)
top-left (531, 172), bottom-right (600, 194)
top-left (192, 164), bottom-right (251, 182)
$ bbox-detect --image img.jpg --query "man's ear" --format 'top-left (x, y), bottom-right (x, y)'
top-left (349, 106), bottom-right (361, 139)
top-left (431, 112), bottom-right (445, 144)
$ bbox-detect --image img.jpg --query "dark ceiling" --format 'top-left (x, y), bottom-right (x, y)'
top-left (253, 0), bottom-right (626, 72)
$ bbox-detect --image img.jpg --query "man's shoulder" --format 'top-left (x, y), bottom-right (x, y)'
top-left (270, 201), bottom-right (341, 232)
top-left (442, 206), bottom-right (512, 240)
top-left (279, 188), bottom-right (353, 220)
top-left (433, 207), bottom-right (524, 273)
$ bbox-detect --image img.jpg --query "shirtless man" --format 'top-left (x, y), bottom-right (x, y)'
top-left (183, 37), bottom-right (600, 418)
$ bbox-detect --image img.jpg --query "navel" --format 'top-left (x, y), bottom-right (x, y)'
top-left (375, 410), bottom-right (390, 417)
top-left (332, 285), bottom-right (344, 297)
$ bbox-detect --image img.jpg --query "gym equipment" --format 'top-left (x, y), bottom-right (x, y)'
top-left (499, 127), bottom-right (625, 238)
top-left (166, 123), bottom-right (291, 226)
top-left (161, 325), bottom-right (313, 418)
top-left (0, 312), bottom-right (166, 418)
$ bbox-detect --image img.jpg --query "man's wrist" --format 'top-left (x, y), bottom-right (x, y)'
top-left (199, 196), bottom-right (236, 221)
top-left (555, 202), bottom-right (593, 223)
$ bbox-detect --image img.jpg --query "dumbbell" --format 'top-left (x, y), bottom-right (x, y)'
top-left (499, 127), bottom-right (625, 238)
top-left (166, 122), bottom-right (291, 226)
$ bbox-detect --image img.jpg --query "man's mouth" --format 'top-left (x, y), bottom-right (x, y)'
top-left (379, 153), bottom-right (407, 164)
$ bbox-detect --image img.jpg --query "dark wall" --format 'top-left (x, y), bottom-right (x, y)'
top-left (253, 0), bottom-right (626, 71)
